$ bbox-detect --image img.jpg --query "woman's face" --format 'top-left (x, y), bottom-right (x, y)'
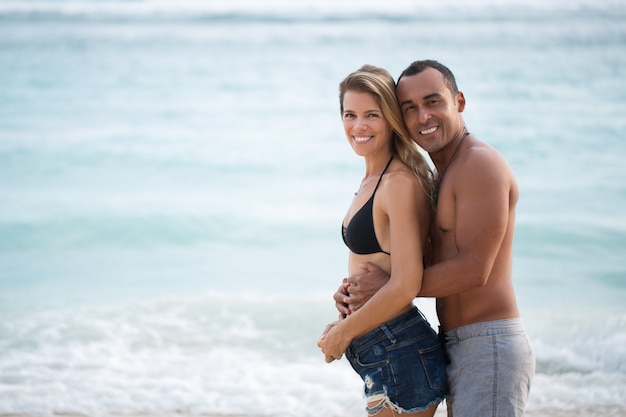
top-left (342, 90), bottom-right (394, 157)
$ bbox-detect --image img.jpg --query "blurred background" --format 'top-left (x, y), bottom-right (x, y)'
top-left (1, 0), bottom-right (625, 416)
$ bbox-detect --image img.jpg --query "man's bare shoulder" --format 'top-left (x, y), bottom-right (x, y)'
top-left (456, 136), bottom-right (518, 204)
top-left (461, 137), bottom-right (514, 179)
top-left (466, 136), bottom-right (506, 162)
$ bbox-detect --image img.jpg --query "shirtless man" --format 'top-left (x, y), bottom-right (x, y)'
top-left (333, 60), bottom-right (535, 417)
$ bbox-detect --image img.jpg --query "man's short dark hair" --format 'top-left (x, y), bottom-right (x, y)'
top-left (398, 60), bottom-right (459, 96)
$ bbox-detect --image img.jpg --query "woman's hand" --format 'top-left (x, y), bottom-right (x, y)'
top-left (317, 320), bottom-right (350, 363)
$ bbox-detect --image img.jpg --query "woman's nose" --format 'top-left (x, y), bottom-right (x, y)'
top-left (355, 117), bottom-right (368, 130)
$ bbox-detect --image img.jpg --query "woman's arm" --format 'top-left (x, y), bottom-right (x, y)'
top-left (319, 171), bottom-right (429, 360)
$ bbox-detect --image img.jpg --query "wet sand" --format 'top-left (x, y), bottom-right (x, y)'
top-left (3, 408), bottom-right (626, 417)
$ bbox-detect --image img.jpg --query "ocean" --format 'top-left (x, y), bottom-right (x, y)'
top-left (1, 0), bottom-right (625, 416)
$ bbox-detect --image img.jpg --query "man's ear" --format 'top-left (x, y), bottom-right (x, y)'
top-left (456, 91), bottom-right (466, 113)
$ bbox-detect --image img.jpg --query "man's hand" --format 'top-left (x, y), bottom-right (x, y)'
top-left (333, 262), bottom-right (390, 316)
top-left (333, 279), bottom-right (351, 319)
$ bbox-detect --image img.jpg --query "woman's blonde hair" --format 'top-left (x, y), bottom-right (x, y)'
top-left (339, 64), bottom-right (434, 199)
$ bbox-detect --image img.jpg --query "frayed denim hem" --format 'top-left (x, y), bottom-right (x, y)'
top-left (365, 390), bottom-right (446, 416)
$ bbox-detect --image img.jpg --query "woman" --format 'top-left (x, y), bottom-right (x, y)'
top-left (318, 65), bottom-right (447, 416)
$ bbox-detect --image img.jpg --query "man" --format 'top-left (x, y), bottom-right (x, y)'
top-left (333, 60), bottom-right (535, 417)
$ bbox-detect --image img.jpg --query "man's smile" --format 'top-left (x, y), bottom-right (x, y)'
top-left (420, 126), bottom-right (438, 135)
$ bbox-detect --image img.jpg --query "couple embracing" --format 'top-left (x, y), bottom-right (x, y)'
top-left (318, 60), bottom-right (535, 417)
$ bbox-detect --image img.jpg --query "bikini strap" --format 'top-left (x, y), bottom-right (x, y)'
top-left (372, 157), bottom-right (394, 193)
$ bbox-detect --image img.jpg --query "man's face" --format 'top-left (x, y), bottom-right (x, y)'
top-left (396, 67), bottom-right (465, 154)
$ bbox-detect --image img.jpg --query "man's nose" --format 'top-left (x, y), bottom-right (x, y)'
top-left (418, 108), bottom-right (431, 124)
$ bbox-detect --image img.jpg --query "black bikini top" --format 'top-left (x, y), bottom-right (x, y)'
top-left (341, 158), bottom-right (393, 256)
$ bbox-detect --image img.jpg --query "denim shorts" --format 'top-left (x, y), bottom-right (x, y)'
top-left (345, 306), bottom-right (448, 415)
top-left (444, 318), bottom-right (535, 417)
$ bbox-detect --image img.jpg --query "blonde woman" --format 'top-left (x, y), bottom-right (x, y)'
top-left (318, 65), bottom-right (447, 416)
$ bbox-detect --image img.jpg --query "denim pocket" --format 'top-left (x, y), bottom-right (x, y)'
top-left (419, 342), bottom-right (448, 392)
top-left (353, 342), bottom-right (390, 368)
top-left (347, 342), bottom-right (392, 397)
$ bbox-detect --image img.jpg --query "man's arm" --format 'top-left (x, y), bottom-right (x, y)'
top-left (333, 263), bottom-right (391, 316)
top-left (418, 146), bottom-right (513, 298)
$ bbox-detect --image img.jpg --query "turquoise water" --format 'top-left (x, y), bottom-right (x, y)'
top-left (1, 1), bottom-right (625, 415)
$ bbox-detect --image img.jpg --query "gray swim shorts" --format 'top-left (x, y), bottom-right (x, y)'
top-left (443, 318), bottom-right (535, 417)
